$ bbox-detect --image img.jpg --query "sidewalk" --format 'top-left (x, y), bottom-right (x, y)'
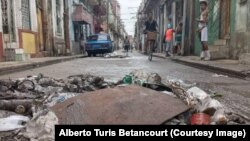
top-left (0, 55), bottom-right (86, 76)
top-left (152, 53), bottom-right (250, 79)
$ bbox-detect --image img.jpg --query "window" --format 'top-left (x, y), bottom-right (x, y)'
top-left (22, 0), bottom-right (31, 30)
top-left (1, 0), bottom-right (8, 33)
top-left (1, 0), bottom-right (16, 41)
top-left (87, 35), bottom-right (98, 41)
top-left (98, 35), bottom-right (108, 41)
top-left (56, 0), bottom-right (62, 34)
top-left (87, 35), bottom-right (108, 41)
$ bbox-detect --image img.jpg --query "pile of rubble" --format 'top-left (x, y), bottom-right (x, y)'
top-left (0, 70), bottom-right (249, 140)
top-left (126, 70), bottom-right (249, 125)
top-left (0, 74), bottom-right (117, 141)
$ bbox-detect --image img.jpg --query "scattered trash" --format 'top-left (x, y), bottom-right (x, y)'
top-left (162, 91), bottom-right (176, 97)
top-left (123, 75), bottom-right (133, 84)
top-left (187, 87), bottom-right (209, 101)
top-left (168, 79), bottom-right (246, 125)
top-left (130, 70), bottom-right (162, 85)
top-left (211, 109), bottom-right (228, 125)
top-left (196, 97), bottom-right (223, 116)
top-left (46, 93), bottom-right (79, 107)
top-left (190, 113), bottom-right (211, 125)
top-left (0, 73), bottom-right (117, 139)
top-left (104, 52), bottom-right (126, 58)
top-left (0, 70), bottom-right (248, 139)
top-left (0, 115), bottom-right (30, 132)
top-left (21, 111), bottom-right (58, 141)
top-left (168, 79), bottom-right (196, 89)
top-left (212, 74), bottom-right (229, 78)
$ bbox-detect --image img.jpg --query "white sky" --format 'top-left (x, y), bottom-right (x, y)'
top-left (118, 0), bottom-right (142, 36)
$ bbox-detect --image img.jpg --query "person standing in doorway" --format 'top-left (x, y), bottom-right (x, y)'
top-left (165, 23), bottom-right (175, 57)
top-left (197, 0), bottom-right (210, 61)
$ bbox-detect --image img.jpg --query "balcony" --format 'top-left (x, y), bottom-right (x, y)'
top-left (72, 5), bottom-right (93, 24)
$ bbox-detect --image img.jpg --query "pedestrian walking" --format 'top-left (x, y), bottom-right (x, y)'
top-left (124, 36), bottom-right (130, 56)
top-left (80, 34), bottom-right (85, 55)
top-left (175, 22), bottom-right (183, 56)
top-left (197, 0), bottom-right (210, 61)
top-left (165, 23), bottom-right (175, 57)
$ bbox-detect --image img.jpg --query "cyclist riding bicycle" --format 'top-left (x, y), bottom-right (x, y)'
top-left (144, 12), bottom-right (158, 60)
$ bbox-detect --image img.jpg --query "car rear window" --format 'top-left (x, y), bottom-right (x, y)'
top-left (98, 35), bottom-right (108, 41)
top-left (87, 35), bottom-right (108, 41)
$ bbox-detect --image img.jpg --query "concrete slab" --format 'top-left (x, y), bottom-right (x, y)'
top-left (51, 85), bottom-right (189, 125)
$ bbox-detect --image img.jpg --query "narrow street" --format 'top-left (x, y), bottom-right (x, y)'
top-left (1, 0), bottom-right (250, 140)
top-left (1, 52), bottom-right (250, 118)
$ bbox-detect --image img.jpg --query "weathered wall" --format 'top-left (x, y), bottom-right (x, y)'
top-left (0, 0), bottom-right (3, 60)
top-left (0, 0), bottom-right (39, 58)
top-left (51, 0), bottom-right (66, 55)
top-left (235, 2), bottom-right (248, 31)
top-left (0, 0), bottom-right (2, 32)
top-left (52, 0), bottom-right (64, 38)
top-left (69, 0), bottom-right (76, 55)
top-left (30, 0), bottom-right (38, 32)
top-left (229, 0), bottom-right (250, 59)
top-left (17, 0), bottom-right (38, 56)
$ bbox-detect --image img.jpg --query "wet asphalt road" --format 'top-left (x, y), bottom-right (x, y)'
top-left (1, 51), bottom-right (250, 118)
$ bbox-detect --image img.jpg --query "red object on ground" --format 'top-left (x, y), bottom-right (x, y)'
top-left (191, 113), bottom-right (211, 125)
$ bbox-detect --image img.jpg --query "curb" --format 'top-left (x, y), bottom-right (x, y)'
top-left (152, 54), bottom-right (166, 59)
top-left (172, 58), bottom-right (248, 80)
top-left (139, 51), bottom-right (166, 59)
top-left (0, 55), bottom-right (87, 76)
top-left (138, 52), bottom-right (248, 80)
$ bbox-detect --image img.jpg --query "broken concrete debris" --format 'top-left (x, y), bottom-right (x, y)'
top-left (0, 74), bottom-right (116, 140)
top-left (21, 111), bottom-right (58, 141)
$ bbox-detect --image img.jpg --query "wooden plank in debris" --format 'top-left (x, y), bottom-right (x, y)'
top-left (51, 85), bottom-right (189, 125)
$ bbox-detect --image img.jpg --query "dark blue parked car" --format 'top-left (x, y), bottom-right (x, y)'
top-left (85, 34), bottom-right (113, 57)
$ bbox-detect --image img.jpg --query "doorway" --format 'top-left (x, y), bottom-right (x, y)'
top-left (219, 0), bottom-right (231, 39)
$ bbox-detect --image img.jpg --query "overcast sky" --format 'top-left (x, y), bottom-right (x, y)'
top-left (118, 0), bottom-right (142, 36)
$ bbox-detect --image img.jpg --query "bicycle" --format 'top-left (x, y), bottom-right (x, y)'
top-left (146, 31), bottom-right (157, 61)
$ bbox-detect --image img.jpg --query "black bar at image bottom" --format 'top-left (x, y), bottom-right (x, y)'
top-left (55, 125), bottom-right (250, 140)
